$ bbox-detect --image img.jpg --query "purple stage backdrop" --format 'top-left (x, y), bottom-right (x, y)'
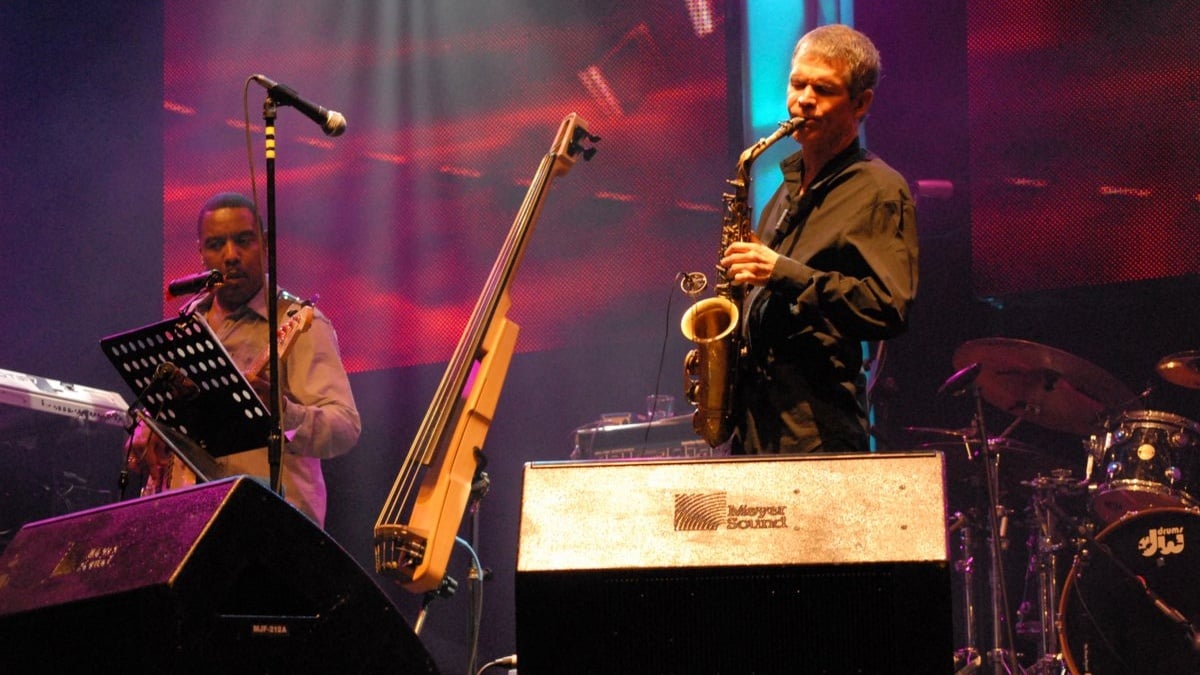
top-left (968, 1), bottom-right (1200, 297)
top-left (162, 0), bottom-right (733, 373)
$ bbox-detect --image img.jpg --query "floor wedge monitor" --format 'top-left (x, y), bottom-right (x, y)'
top-left (516, 451), bottom-right (952, 674)
top-left (0, 476), bottom-right (438, 674)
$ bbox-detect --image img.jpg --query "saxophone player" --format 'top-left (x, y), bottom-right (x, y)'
top-left (720, 24), bottom-right (918, 454)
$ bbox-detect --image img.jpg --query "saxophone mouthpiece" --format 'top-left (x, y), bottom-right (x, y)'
top-left (780, 117), bottom-right (806, 134)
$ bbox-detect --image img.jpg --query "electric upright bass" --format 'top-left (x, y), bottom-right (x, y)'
top-left (374, 114), bottom-right (598, 594)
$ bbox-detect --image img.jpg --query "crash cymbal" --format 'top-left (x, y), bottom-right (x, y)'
top-left (1157, 350), bottom-right (1200, 389)
top-left (952, 338), bottom-right (1136, 436)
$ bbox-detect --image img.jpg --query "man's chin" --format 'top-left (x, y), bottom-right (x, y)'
top-left (215, 282), bottom-right (260, 307)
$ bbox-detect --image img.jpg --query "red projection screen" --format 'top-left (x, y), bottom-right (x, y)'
top-left (163, 0), bottom-right (733, 372)
top-left (969, 1), bottom-right (1200, 298)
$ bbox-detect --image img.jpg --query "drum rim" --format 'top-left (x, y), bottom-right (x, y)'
top-left (1090, 481), bottom-right (1200, 523)
top-left (1092, 479), bottom-right (1198, 501)
top-left (1116, 409), bottom-right (1200, 433)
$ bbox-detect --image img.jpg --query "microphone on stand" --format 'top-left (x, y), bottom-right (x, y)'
top-left (678, 271), bottom-right (707, 296)
top-left (126, 361), bottom-right (190, 416)
top-left (250, 74), bottom-right (346, 137)
top-left (938, 361), bottom-right (982, 397)
top-left (166, 269), bottom-right (223, 298)
top-left (155, 362), bottom-right (200, 401)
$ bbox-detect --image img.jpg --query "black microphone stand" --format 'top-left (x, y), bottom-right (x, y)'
top-left (967, 385), bottom-right (1023, 675)
top-left (117, 362), bottom-right (176, 499)
top-left (261, 96), bottom-right (284, 497)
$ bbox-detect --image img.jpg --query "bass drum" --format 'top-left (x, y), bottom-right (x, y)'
top-left (1059, 507), bottom-right (1200, 674)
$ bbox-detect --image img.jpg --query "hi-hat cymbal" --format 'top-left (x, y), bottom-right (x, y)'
top-left (902, 425), bottom-right (976, 439)
top-left (952, 338), bottom-right (1135, 436)
top-left (919, 436), bottom-right (1073, 508)
top-left (1157, 351), bottom-right (1200, 389)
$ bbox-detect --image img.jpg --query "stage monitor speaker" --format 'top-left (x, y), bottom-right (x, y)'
top-left (0, 476), bottom-right (438, 674)
top-left (515, 452), bottom-right (953, 674)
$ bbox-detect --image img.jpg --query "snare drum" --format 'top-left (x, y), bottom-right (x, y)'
top-left (1089, 410), bottom-right (1200, 523)
top-left (1059, 507), bottom-right (1200, 674)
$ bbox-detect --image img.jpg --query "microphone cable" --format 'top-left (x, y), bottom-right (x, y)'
top-left (640, 273), bottom-right (690, 446)
top-left (240, 77), bottom-right (261, 219)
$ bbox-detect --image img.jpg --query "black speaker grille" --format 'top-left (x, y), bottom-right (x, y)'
top-left (516, 563), bottom-right (953, 675)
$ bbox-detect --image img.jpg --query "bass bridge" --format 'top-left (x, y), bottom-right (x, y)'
top-left (374, 524), bottom-right (427, 579)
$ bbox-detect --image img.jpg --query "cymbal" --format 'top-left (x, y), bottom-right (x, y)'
top-left (1157, 350), bottom-right (1200, 389)
top-left (919, 437), bottom-right (1074, 507)
top-left (952, 338), bottom-right (1135, 436)
top-left (902, 425), bottom-right (975, 439)
top-left (918, 436), bottom-right (1047, 464)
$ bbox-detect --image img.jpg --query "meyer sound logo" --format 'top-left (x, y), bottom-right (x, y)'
top-left (674, 492), bottom-right (788, 531)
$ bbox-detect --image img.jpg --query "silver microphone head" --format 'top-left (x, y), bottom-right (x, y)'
top-left (680, 272), bottom-right (708, 296)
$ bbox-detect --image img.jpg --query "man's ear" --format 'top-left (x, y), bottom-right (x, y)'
top-left (854, 88), bottom-right (874, 121)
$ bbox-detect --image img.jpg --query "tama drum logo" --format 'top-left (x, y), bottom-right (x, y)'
top-left (1140, 526), bottom-right (1185, 557)
top-left (674, 493), bottom-right (788, 531)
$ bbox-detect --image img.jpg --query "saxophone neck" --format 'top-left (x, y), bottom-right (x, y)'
top-left (735, 117), bottom-right (805, 179)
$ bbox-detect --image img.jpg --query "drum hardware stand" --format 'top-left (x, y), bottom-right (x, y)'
top-left (966, 385), bottom-right (1025, 674)
top-left (951, 510), bottom-right (983, 674)
top-left (1016, 472), bottom-right (1077, 675)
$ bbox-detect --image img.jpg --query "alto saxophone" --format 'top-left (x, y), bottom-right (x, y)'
top-left (681, 117), bottom-right (805, 447)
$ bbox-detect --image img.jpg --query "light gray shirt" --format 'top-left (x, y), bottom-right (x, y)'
top-left (186, 289), bottom-right (360, 526)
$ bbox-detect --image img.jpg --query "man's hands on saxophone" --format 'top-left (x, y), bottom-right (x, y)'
top-left (720, 232), bottom-right (779, 287)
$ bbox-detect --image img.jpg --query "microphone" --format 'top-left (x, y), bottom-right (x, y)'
top-left (938, 361), bottom-right (982, 397)
top-left (154, 362), bottom-right (199, 401)
top-left (153, 361), bottom-right (179, 381)
top-left (166, 269), bottom-right (223, 298)
top-left (251, 74), bottom-right (346, 137)
top-left (679, 271), bottom-right (708, 295)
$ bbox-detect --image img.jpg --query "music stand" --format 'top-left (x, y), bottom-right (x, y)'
top-left (100, 312), bottom-right (270, 482)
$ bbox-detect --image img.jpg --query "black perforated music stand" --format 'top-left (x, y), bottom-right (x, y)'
top-left (101, 313), bottom-right (270, 471)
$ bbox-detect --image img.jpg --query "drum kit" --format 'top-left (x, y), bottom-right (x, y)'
top-left (922, 338), bottom-right (1200, 675)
